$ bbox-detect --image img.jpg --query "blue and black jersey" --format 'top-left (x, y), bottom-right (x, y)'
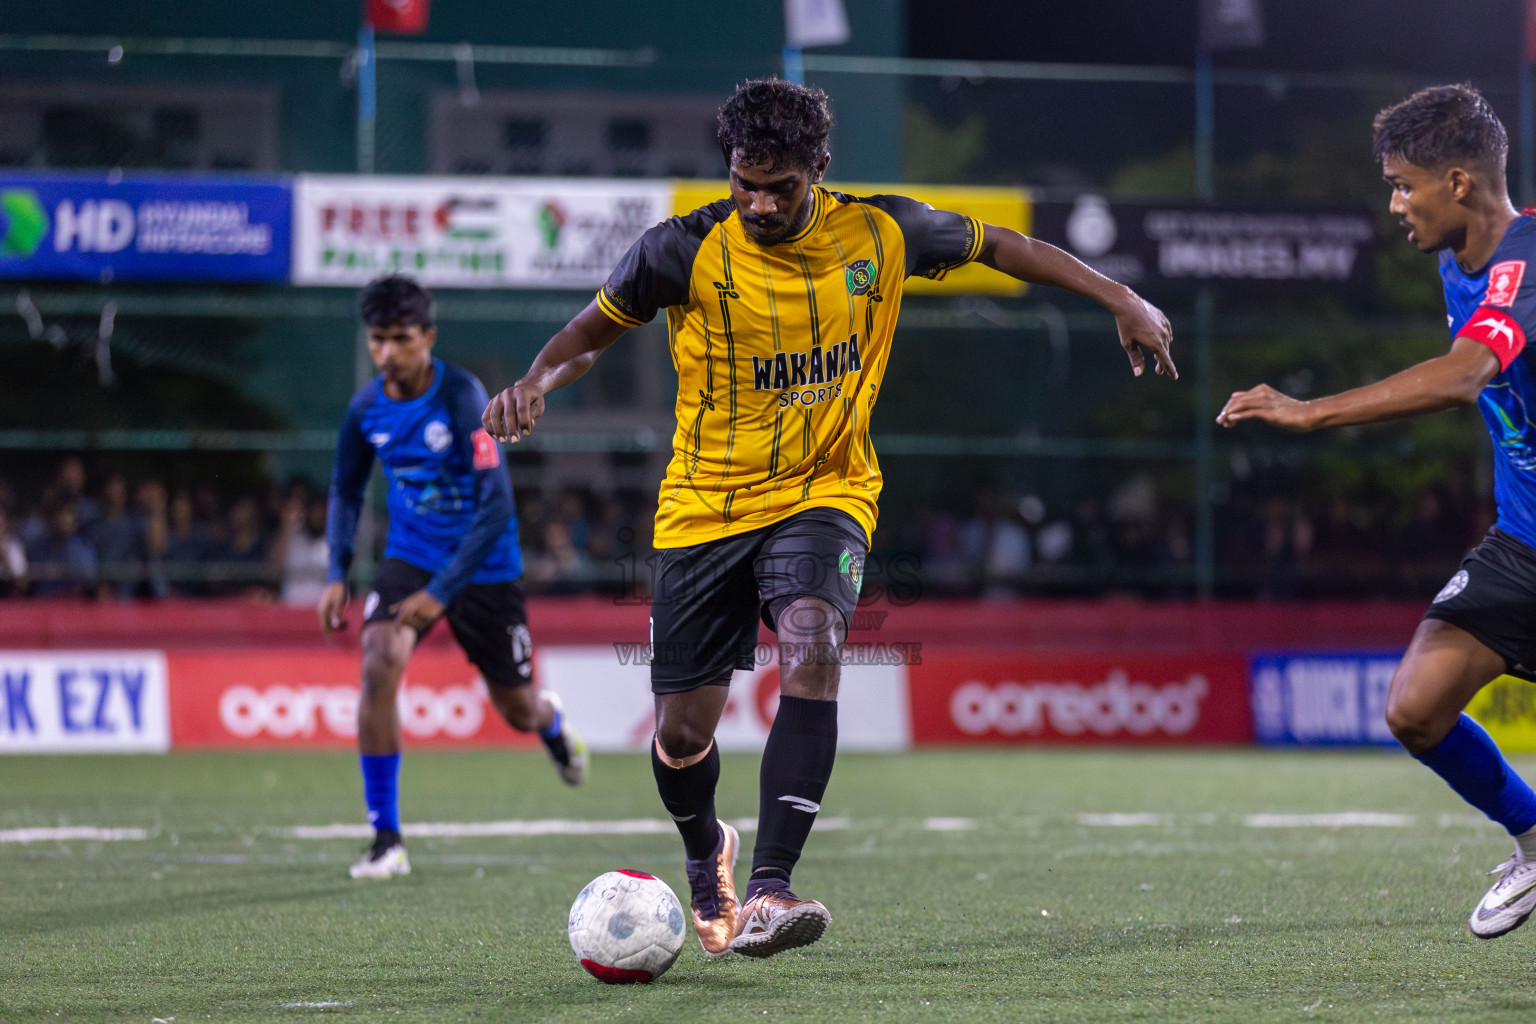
top-left (1441, 214), bottom-right (1536, 553)
top-left (327, 358), bottom-right (521, 604)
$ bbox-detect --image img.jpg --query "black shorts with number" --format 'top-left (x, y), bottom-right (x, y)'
top-left (364, 558), bottom-right (533, 688)
top-left (1423, 525), bottom-right (1536, 681)
top-left (649, 507), bottom-right (869, 694)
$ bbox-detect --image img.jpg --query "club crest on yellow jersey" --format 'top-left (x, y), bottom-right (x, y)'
top-left (845, 259), bottom-right (878, 296)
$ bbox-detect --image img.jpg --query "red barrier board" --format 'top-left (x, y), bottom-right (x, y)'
top-left (167, 650), bottom-right (538, 749)
top-left (2, 598), bottom-right (1424, 651)
top-left (907, 652), bottom-right (1251, 745)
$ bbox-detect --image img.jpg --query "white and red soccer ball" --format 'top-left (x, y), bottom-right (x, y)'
top-left (568, 870), bottom-right (686, 983)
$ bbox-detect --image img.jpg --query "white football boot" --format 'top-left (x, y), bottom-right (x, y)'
top-left (349, 833), bottom-right (411, 880)
top-left (543, 691), bottom-right (589, 787)
top-left (1469, 851), bottom-right (1536, 939)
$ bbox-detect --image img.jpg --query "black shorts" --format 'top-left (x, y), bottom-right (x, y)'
top-left (364, 558), bottom-right (533, 688)
top-left (648, 507), bottom-right (869, 694)
top-left (1423, 526), bottom-right (1536, 680)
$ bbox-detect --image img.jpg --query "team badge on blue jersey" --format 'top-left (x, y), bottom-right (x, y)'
top-left (1487, 260), bottom-right (1526, 307)
top-left (424, 420), bottom-right (452, 452)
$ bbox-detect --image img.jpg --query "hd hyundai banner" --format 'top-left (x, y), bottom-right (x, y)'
top-left (0, 173), bottom-right (291, 283)
top-left (291, 175), bottom-right (672, 289)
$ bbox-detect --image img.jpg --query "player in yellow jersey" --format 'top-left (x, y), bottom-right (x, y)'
top-left (485, 79), bottom-right (1177, 960)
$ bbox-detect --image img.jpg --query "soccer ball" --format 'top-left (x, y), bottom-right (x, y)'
top-left (567, 869), bottom-right (687, 983)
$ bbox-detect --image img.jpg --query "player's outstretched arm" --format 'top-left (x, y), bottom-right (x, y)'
top-left (1217, 337), bottom-right (1499, 433)
top-left (975, 224), bottom-right (1177, 380)
top-left (319, 399), bottom-right (376, 637)
top-left (484, 301), bottom-right (629, 443)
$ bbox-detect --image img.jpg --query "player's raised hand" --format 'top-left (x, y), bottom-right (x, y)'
top-left (1217, 384), bottom-right (1313, 431)
top-left (393, 589), bottom-right (446, 632)
top-left (1113, 291), bottom-right (1177, 380)
top-left (317, 581), bottom-right (349, 638)
top-left (483, 379), bottom-right (547, 444)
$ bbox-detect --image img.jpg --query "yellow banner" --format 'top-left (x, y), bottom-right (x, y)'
top-left (670, 181), bottom-right (1031, 295)
top-left (1469, 675), bottom-right (1536, 753)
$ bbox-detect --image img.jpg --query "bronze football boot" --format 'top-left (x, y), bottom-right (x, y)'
top-left (729, 883), bottom-right (831, 958)
top-left (684, 822), bottom-right (740, 958)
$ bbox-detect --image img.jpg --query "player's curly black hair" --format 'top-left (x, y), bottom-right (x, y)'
top-left (1372, 84), bottom-right (1508, 175)
top-left (360, 274), bottom-right (435, 328)
top-left (716, 78), bottom-right (833, 173)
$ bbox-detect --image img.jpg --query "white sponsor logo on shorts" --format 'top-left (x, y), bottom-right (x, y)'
top-left (364, 591), bottom-right (380, 618)
top-left (1434, 570), bottom-right (1470, 604)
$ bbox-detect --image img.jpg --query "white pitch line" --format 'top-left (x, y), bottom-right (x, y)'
top-left (282, 816), bottom-right (851, 840)
top-left (0, 826), bottom-right (147, 844)
top-left (288, 819), bottom-right (674, 840)
top-left (2, 813), bottom-right (1435, 845)
top-left (1243, 813), bottom-right (1414, 828)
top-left (1, 818), bottom-right (859, 845)
top-left (924, 817), bottom-right (977, 831)
top-left (1079, 813), bottom-right (1167, 827)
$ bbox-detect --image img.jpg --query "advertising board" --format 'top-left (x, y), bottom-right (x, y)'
top-left (292, 175), bottom-right (671, 288)
top-left (908, 652), bottom-right (1251, 745)
top-left (538, 646), bottom-right (911, 752)
top-left (1249, 653), bottom-right (1400, 746)
top-left (1031, 195), bottom-right (1376, 294)
top-left (166, 650), bottom-right (537, 748)
top-left (0, 173), bottom-right (290, 283)
top-left (0, 651), bottom-right (170, 753)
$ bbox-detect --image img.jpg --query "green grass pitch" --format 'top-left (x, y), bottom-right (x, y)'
top-left (6, 748), bottom-right (1536, 1023)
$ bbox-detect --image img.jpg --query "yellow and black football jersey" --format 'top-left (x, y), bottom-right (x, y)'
top-left (596, 185), bottom-right (983, 549)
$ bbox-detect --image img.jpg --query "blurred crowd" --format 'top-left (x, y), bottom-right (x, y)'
top-left (0, 456), bottom-right (331, 604)
top-left (0, 456), bottom-right (657, 604)
top-left (909, 471), bottom-right (1482, 601)
top-left (0, 458), bottom-right (1481, 604)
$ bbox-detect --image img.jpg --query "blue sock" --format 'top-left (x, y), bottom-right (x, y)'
top-left (1413, 714), bottom-right (1536, 835)
top-left (360, 753), bottom-right (401, 834)
top-left (539, 705), bottom-right (564, 742)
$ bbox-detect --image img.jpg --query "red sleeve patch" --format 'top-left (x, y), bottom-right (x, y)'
top-left (1458, 306), bottom-right (1527, 371)
top-left (471, 428), bottom-right (501, 470)
top-left (1486, 260), bottom-right (1526, 307)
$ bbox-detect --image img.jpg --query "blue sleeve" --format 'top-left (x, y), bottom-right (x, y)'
top-left (326, 395), bottom-right (374, 585)
top-left (425, 372), bottom-right (514, 605)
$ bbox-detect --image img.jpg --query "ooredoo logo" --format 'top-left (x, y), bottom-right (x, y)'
top-left (217, 683), bottom-right (485, 740)
top-left (948, 670), bottom-right (1209, 737)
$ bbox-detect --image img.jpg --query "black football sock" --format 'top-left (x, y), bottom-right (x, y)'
top-left (748, 695), bottom-right (837, 900)
top-left (651, 737), bottom-right (722, 862)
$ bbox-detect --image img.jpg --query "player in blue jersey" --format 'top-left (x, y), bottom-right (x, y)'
top-left (1220, 85), bottom-right (1536, 938)
top-left (319, 274), bottom-right (587, 880)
